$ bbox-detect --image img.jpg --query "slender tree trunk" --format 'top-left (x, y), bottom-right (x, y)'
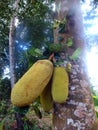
top-left (9, 16), bottom-right (16, 88)
top-left (53, 0), bottom-right (96, 129)
top-left (9, 0), bottom-right (20, 88)
top-left (9, 1), bottom-right (24, 130)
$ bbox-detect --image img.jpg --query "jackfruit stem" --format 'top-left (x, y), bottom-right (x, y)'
top-left (48, 53), bottom-right (56, 63)
top-left (48, 53), bottom-right (54, 60)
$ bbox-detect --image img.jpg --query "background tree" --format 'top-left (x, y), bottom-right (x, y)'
top-left (9, 0), bottom-right (20, 88)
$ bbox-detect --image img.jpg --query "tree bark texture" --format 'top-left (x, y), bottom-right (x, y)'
top-left (53, 0), bottom-right (96, 129)
top-left (9, 1), bottom-right (25, 130)
top-left (9, 0), bottom-right (20, 88)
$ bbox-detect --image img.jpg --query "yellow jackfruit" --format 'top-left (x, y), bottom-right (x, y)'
top-left (11, 60), bottom-right (53, 107)
top-left (51, 67), bottom-right (69, 103)
top-left (40, 79), bottom-right (53, 112)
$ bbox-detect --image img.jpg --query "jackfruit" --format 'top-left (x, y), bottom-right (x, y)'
top-left (11, 60), bottom-right (53, 107)
top-left (40, 79), bottom-right (53, 112)
top-left (51, 67), bottom-right (69, 103)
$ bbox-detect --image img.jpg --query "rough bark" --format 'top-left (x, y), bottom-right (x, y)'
top-left (53, 0), bottom-right (96, 130)
top-left (9, 0), bottom-right (20, 88)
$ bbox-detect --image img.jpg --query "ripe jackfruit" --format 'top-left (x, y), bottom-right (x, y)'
top-left (40, 79), bottom-right (53, 112)
top-left (11, 60), bottom-right (53, 107)
top-left (51, 67), bottom-right (69, 103)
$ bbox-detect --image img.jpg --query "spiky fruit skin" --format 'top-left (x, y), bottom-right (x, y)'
top-left (11, 60), bottom-right (53, 107)
top-left (40, 80), bottom-right (53, 112)
top-left (52, 67), bottom-right (69, 103)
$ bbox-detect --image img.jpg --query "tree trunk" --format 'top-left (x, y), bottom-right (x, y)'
top-left (9, 1), bottom-right (24, 130)
top-left (9, 0), bottom-right (20, 88)
top-left (9, 16), bottom-right (16, 88)
top-left (53, 0), bottom-right (96, 129)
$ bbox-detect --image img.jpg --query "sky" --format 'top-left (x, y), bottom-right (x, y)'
top-left (82, 0), bottom-right (98, 94)
top-left (82, 0), bottom-right (98, 35)
top-left (86, 47), bottom-right (98, 90)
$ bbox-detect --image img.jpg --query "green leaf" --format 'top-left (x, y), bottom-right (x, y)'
top-left (53, 20), bottom-right (60, 29)
top-left (66, 38), bottom-right (73, 47)
top-left (33, 106), bottom-right (42, 119)
top-left (0, 120), bottom-right (4, 130)
top-left (28, 48), bottom-right (43, 57)
top-left (95, 106), bottom-right (98, 112)
top-left (70, 48), bottom-right (81, 60)
top-left (49, 43), bottom-right (62, 53)
top-left (92, 95), bottom-right (98, 99)
top-left (34, 48), bottom-right (42, 55)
